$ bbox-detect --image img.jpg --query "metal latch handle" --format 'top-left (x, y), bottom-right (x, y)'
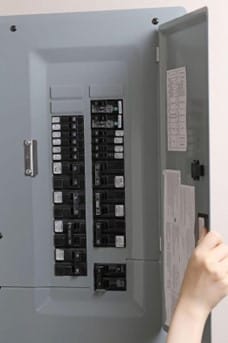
top-left (24, 140), bottom-right (38, 177)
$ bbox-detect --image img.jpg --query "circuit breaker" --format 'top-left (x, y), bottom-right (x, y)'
top-left (91, 100), bottom-right (126, 248)
top-left (0, 6), bottom-right (209, 343)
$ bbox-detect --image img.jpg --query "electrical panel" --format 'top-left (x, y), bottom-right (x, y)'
top-left (0, 7), bottom-right (209, 343)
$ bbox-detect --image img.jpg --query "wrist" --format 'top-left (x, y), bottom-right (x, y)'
top-left (167, 297), bottom-right (209, 343)
top-left (176, 296), bottom-right (210, 323)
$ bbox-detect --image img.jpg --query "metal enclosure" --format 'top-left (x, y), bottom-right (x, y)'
top-left (0, 7), bottom-right (209, 343)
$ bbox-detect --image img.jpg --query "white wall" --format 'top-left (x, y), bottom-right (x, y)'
top-left (0, 0), bottom-right (227, 341)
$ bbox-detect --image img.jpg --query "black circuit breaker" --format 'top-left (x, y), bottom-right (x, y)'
top-left (94, 263), bottom-right (127, 291)
top-left (91, 100), bottom-right (126, 248)
top-left (51, 115), bottom-right (87, 276)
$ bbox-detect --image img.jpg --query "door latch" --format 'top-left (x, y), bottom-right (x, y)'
top-left (24, 140), bottom-right (38, 177)
top-left (191, 160), bottom-right (204, 181)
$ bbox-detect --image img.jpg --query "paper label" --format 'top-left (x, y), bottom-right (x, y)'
top-left (114, 145), bottom-right (124, 153)
top-left (53, 154), bottom-right (62, 161)
top-left (114, 153), bottom-right (124, 159)
top-left (115, 176), bottom-right (124, 188)
top-left (53, 147), bottom-right (61, 153)
top-left (163, 170), bottom-right (195, 326)
top-left (115, 235), bottom-right (125, 248)
top-left (52, 117), bottom-right (60, 123)
top-left (52, 124), bottom-right (61, 130)
top-left (114, 137), bottom-right (123, 144)
top-left (115, 130), bottom-right (124, 137)
top-left (167, 67), bottom-right (187, 151)
top-left (115, 205), bottom-right (124, 217)
top-left (54, 220), bottom-right (63, 233)
top-left (53, 162), bottom-right (62, 174)
top-left (56, 249), bottom-right (64, 261)
top-left (54, 192), bottom-right (63, 204)
top-left (53, 139), bottom-right (61, 146)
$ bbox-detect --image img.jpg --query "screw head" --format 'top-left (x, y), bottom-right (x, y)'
top-left (10, 25), bottom-right (17, 32)
top-left (152, 17), bottom-right (159, 25)
top-left (25, 169), bottom-right (32, 175)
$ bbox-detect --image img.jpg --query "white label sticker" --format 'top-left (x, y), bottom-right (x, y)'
top-left (118, 101), bottom-right (123, 114)
top-left (52, 131), bottom-right (61, 138)
top-left (114, 152), bottom-right (124, 159)
top-left (52, 124), bottom-right (61, 130)
top-left (56, 249), bottom-right (64, 261)
top-left (167, 67), bottom-right (187, 151)
top-left (115, 235), bottom-right (125, 248)
top-left (52, 139), bottom-right (61, 146)
top-left (115, 176), bottom-right (124, 188)
top-left (53, 147), bottom-right (61, 153)
top-left (52, 117), bottom-right (60, 123)
top-left (118, 115), bottom-right (122, 129)
top-left (54, 220), bottom-right (63, 233)
top-left (53, 162), bottom-right (62, 174)
top-left (53, 154), bottom-right (62, 161)
top-left (115, 204), bottom-right (124, 217)
top-left (114, 145), bottom-right (124, 153)
top-left (54, 192), bottom-right (63, 203)
top-left (115, 130), bottom-right (124, 137)
top-left (114, 137), bottom-right (123, 144)
top-left (163, 170), bottom-right (195, 326)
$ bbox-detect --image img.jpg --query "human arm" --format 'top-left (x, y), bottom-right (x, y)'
top-left (167, 231), bottom-right (228, 343)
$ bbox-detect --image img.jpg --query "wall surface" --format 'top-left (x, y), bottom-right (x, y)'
top-left (0, 0), bottom-right (227, 342)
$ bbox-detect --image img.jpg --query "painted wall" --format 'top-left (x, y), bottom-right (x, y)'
top-left (0, 0), bottom-right (227, 342)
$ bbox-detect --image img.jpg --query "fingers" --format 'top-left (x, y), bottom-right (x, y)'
top-left (199, 231), bottom-right (223, 251)
top-left (220, 256), bottom-right (228, 272)
top-left (211, 244), bottom-right (228, 262)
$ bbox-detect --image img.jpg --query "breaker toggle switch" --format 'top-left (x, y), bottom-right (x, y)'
top-left (54, 234), bottom-right (86, 248)
top-left (52, 115), bottom-right (87, 277)
top-left (94, 263), bottom-right (127, 291)
top-left (94, 220), bottom-right (125, 247)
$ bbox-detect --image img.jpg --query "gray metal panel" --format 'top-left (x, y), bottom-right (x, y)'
top-left (50, 85), bottom-right (83, 99)
top-left (0, 7), bottom-right (187, 343)
top-left (0, 262), bottom-right (164, 343)
top-left (159, 7), bottom-right (210, 342)
top-left (0, 7), bottom-right (184, 288)
top-left (89, 84), bottom-right (124, 98)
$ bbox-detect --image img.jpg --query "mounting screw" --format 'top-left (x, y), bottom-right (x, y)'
top-left (10, 25), bottom-right (17, 32)
top-left (152, 18), bottom-right (159, 25)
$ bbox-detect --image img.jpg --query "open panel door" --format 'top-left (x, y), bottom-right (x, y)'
top-left (159, 8), bottom-right (210, 342)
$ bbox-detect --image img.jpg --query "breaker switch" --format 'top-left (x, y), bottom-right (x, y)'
top-left (94, 263), bottom-right (126, 291)
top-left (52, 115), bottom-right (87, 277)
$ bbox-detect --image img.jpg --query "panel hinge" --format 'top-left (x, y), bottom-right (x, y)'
top-left (156, 46), bottom-right (160, 63)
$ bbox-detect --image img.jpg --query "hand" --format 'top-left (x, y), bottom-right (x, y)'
top-left (178, 230), bottom-right (228, 319)
top-left (167, 231), bottom-right (228, 343)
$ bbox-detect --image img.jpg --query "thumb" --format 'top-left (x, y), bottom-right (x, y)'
top-left (197, 227), bottom-right (208, 245)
